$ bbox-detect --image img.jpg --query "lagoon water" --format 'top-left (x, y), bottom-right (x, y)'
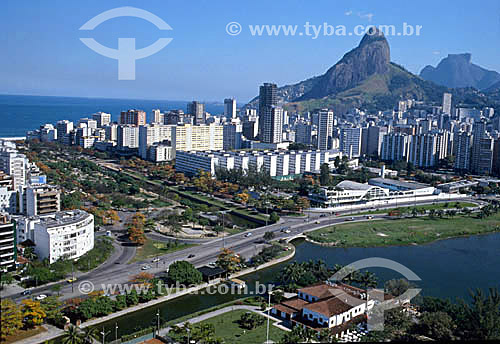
top-left (101, 233), bottom-right (500, 337)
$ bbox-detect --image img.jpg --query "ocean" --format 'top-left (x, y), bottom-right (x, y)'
top-left (0, 94), bottom-right (225, 137)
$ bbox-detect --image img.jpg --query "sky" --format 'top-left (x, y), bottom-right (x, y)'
top-left (2, 0), bottom-right (500, 103)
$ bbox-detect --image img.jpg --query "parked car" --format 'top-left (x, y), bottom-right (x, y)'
top-left (35, 294), bottom-right (47, 300)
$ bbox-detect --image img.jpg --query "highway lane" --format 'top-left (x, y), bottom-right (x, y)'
top-left (11, 197), bottom-right (479, 302)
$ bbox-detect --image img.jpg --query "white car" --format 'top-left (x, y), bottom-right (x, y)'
top-left (35, 294), bottom-right (47, 300)
top-left (141, 265), bottom-right (152, 270)
top-left (245, 233), bottom-right (252, 237)
top-left (152, 258), bottom-right (161, 263)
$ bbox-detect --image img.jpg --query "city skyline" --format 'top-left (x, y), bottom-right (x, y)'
top-left (2, 0), bottom-right (500, 101)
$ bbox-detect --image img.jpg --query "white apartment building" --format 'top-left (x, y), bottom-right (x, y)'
top-left (0, 213), bottom-right (16, 272)
top-left (176, 149), bottom-right (341, 178)
top-left (148, 144), bottom-right (174, 162)
top-left (171, 124), bottom-right (223, 157)
top-left (0, 141), bottom-right (28, 190)
top-left (16, 210), bottom-right (94, 263)
top-left (138, 124), bottom-right (174, 159)
top-left (92, 112), bottom-right (112, 128)
top-left (0, 172), bottom-right (16, 214)
top-left (117, 125), bottom-right (139, 149)
top-left (224, 98), bottom-right (237, 119)
top-left (381, 133), bottom-right (412, 162)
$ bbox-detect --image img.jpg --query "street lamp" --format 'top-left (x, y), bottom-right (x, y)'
top-left (100, 327), bottom-right (110, 344)
top-left (115, 323), bottom-right (118, 342)
top-left (156, 309), bottom-right (161, 337)
top-left (219, 210), bottom-right (229, 248)
top-left (265, 291), bottom-right (272, 344)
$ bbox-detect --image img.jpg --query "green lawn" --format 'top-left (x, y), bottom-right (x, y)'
top-left (131, 239), bottom-right (196, 263)
top-left (339, 201), bottom-right (477, 217)
top-left (307, 212), bottom-right (500, 247)
top-left (197, 309), bottom-right (286, 344)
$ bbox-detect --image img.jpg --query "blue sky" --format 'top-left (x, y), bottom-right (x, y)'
top-left (2, 0), bottom-right (500, 102)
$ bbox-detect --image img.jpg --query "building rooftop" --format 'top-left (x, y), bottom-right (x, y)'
top-left (28, 210), bottom-right (92, 228)
top-left (369, 177), bottom-right (429, 190)
top-left (305, 295), bottom-right (364, 318)
top-left (336, 180), bottom-right (372, 191)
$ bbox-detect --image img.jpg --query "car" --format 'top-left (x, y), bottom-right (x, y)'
top-left (245, 233), bottom-right (252, 237)
top-left (315, 220), bottom-right (320, 224)
top-left (67, 277), bottom-right (77, 283)
top-left (35, 294), bottom-right (47, 300)
top-left (320, 214), bottom-right (327, 217)
top-left (284, 229), bottom-right (291, 233)
top-left (141, 265), bottom-right (152, 270)
top-left (187, 254), bottom-right (196, 258)
top-left (152, 258), bottom-right (161, 263)
top-left (208, 262), bottom-right (217, 267)
top-left (21, 290), bottom-right (32, 296)
top-left (366, 215), bottom-right (373, 219)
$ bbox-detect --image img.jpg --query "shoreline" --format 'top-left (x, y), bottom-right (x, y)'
top-left (303, 215), bottom-right (500, 249)
top-left (17, 244), bottom-right (296, 344)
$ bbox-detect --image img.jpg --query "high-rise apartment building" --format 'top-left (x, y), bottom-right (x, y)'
top-left (224, 98), bottom-right (237, 119)
top-left (339, 127), bottom-right (362, 158)
top-left (295, 122), bottom-right (312, 145)
top-left (317, 110), bottom-right (334, 150)
top-left (453, 132), bottom-right (473, 171)
top-left (0, 145), bottom-right (28, 190)
top-left (223, 123), bottom-right (243, 150)
top-left (442, 93), bottom-right (452, 115)
top-left (187, 101), bottom-right (206, 125)
top-left (56, 120), bottom-right (74, 145)
top-left (92, 112), bottom-right (111, 128)
top-left (381, 133), bottom-right (411, 162)
top-left (120, 110), bottom-right (146, 126)
top-left (151, 109), bottom-right (164, 124)
top-left (258, 83), bottom-right (280, 143)
top-left (471, 120), bottom-right (493, 175)
top-left (170, 124), bottom-right (223, 157)
top-left (20, 184), bottom-right (61, 216)
top-left (0, 213), bottom-right (16, 272)
top-left (138, 124), bottom-right (174, 159)
top-left (117, 125), bottom-right (139, 149)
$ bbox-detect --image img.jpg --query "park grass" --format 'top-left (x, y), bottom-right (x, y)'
top-left (339, 201), bottom-right (477, 217)
top-left (131, 239), bottom-right (196, 263)
top-left (307, 212), bottom-right (500, 248)
top-left (196, 309), bottom-right (286, 344)
top-left (1, 326), bottom-right (47, 344)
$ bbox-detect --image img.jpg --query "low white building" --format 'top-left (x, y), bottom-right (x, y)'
top-left (176, 149), bottom-right (342, 178)
top-left (309, 178), bottom-right (437, 207)
top-left (16, 210), bottom-right (94, 263)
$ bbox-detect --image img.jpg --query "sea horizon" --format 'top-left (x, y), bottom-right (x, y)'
top-left (0, 94), bottom-right (228, 137)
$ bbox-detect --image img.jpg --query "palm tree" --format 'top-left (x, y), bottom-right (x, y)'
top-left (81, 327), bottom-right (97, 344)
top-left (62, 325), bottom-right (84, 344)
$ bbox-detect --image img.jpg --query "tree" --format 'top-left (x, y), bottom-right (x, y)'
top-left (1, 299), bottom-right (23, 339)
top-left (128, 226), bottom-right (146, 245)
top-left (21, 299), bottom-right (46, 328)
top-left (62, 325), bottom-right (84, 344)
top-left (51, 284), bottom-right (62, 296)
top-left (385, 278), bottom-right (414, 297)
top-left (81, 327), bottom-right (98, 344)
top-left (216, 248), bottom-right (242, 274)
top-left (0, 272), bottom-right (14, 289)
top-left (417, 311), bottom-right (456, 340)
top-left (459, 288), bottom-right (500, 340)
top-left (167, 260), bottom-right (202, 285)
top-left (359, 271), bottom-right (377, 310)
top-left (269, 211), bottom-right (280, 224)
top-left (40, 296), bottom-right (63, 325)
top-left (294, 196), bottom-right (311, 212)
top-left (263, 231), bottom-right (275, 241)
top-left (320, 163), bottom-right (330, 185)
top-left (238, 312), bottom-right (264, 330)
